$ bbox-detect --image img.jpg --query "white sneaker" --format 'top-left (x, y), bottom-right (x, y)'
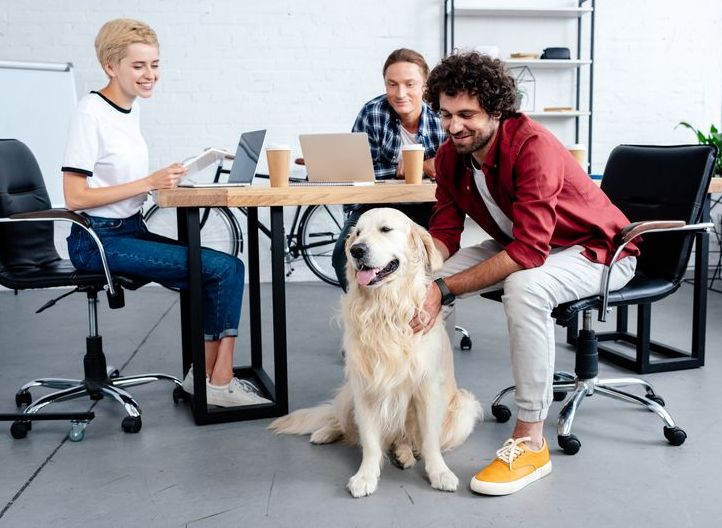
top-left (206, 377), bottom-right (272, 407)
top-left (181, 366), bottom-right (209, 395)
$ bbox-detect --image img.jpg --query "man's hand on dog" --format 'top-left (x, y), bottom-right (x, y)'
top-left (411, 282), bottom-right (442, 333)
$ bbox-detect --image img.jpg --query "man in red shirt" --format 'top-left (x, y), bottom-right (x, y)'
top-left (415, 52), bottom-right (639, 496)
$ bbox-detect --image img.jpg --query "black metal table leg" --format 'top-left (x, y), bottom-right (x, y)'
top-left (176, 205), bottom-right (286, 424)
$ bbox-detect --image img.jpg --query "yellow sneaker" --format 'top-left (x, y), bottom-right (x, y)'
top-left (470, 437), bottom-right (552, 496)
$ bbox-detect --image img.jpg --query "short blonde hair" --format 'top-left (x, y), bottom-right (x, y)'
top-left (94, 18), bottom-right (158, 68)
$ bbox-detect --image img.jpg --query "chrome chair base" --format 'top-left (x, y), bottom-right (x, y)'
top-left (490, 371), bottom-right (687, 454)
top-left (17, 371), bottom-right (182, 425)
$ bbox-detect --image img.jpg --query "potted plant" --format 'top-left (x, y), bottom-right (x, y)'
top-left (676, 122), bottom-right (722, 176)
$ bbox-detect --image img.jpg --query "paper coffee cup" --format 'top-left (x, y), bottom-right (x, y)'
top-left (567, 144), bottom-right (587, 169)
top-left (401, 144), bottom-right (424, 184)
top-left (266, 145), bottom-right (291, 187)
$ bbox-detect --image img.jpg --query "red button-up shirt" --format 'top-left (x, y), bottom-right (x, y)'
top-left (429, 114), bottom-right (638, 268)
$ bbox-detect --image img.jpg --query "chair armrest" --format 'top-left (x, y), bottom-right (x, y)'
top-left (598, 220), bottom-right (714, 322)
top-left (0, 208), bottom-right (117, 297)
top-left (9, 208), bottom-right (91, 227)
top-left (619, 220), bottom-right (685, 244)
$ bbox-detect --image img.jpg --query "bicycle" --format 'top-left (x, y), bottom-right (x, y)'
top-left (143, 161), bottom-right (344, 286)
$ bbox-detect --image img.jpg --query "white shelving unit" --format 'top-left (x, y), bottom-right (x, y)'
top-left (505, 59), bottom-right (591, 69)
top-left (454, 6), bottom-right (592, 17)
top-left (443, 0), bottom-right (596, 169)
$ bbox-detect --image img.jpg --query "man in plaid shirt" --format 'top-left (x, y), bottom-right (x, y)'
top-left (331, 48), bottom-right (446, 289)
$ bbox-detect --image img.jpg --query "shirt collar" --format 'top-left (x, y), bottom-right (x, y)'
top-left (481, 120), bottom-right (502, 171)
top-left (386, 98), bottom-right (434, 137)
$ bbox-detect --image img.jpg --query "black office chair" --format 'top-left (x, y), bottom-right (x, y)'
top-left (0, 139), bottom-right (184, 441)
top-left (488, 144), bottom-right (716, 455)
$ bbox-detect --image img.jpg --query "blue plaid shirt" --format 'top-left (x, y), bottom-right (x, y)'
top-left (352, 94), bottom-right (446, 180)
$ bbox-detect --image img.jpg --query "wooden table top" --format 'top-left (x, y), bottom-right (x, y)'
top-left (154, 178), bottom-right (722, 208)
top-left (154, 182), bottom-right (437, 208)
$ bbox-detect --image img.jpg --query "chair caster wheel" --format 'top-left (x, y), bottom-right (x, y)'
top-left (558, 434), bottom-right (581, 455)
top-left (663, 426), bottom-right (686, 446)
top-left (553, 391), bottom-right (567, 402)
top-left (460, 335), bottom-right (472, 351)
top-left (121, 416), bottom-right (142, 434)
top-left (68, 421), bottom-right (87, 442)
top-left (173, 386), bottom-right (189, 404)
top-left (647, 394), bottom-right (665, 407)
top-left (491, 404), bottom-right (511, 423)
top-left (11, 421), bottom-right (29, 439)
top-left (15, 390), bottom-right (32, 407)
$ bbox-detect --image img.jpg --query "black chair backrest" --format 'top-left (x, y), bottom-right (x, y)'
top-left (0, 139), bottom-right (60, 270)
top-left (601, 144), bottom-right (716, 283)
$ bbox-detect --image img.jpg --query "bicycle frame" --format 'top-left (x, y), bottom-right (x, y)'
top-left (210, 163), bottom-right (340, 281)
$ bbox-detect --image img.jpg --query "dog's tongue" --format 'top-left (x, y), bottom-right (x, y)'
top-left (356, 268), bottom-right (380, 286)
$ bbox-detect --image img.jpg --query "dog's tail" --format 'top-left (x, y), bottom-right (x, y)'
top-left (441, 388), bottom-right (483, 451)
top-left (268, 403), bottom-right (336, 436)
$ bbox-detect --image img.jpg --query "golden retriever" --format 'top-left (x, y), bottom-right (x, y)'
top-left (269, 208), bottom-right (481, 498)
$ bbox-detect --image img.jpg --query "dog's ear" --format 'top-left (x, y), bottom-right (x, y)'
top-left (344, 226), bottom-right (358, 286)
top-left (412, 224), bottom-right (443, 273)
top-left (344, 226), bottom-right (357, 253)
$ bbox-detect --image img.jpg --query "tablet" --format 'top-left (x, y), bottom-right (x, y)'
top-left (182, 148), bottom-right (231, 176)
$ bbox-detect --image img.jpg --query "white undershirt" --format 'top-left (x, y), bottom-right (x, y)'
top-left (397, 125), bottom-right (418, 160)
top-left (472, 162), bottom-right (514, 239)
top-left (62, 92), bottom-right (149, 218)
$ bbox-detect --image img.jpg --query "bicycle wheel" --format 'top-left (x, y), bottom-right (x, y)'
top-left (298, 204), bottom-right (344, 286)
top-left (143, 204), bottom-right (243, 256)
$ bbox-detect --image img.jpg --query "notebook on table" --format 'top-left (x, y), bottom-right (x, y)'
top-left (179, 129), bottom-right (267, 188)
top-left (294, 132), bottom-right (375, 186)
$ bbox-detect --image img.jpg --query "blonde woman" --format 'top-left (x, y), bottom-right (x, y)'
top-left (62, 18), bottom-right (268, 407)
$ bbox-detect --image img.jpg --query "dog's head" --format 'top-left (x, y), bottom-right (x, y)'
top-left (345, 208), bottom-right (442, 289)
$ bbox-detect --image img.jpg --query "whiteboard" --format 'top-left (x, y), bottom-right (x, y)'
top-left (0, 61), bottom-right (77, 207)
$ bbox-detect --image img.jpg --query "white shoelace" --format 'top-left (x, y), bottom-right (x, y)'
top-left (229, 378), bottom-right (260, 394)
top-left (496, 437), bottom-right (531, 469)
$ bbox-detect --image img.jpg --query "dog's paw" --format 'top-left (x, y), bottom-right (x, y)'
top-left (391, 444), bottom-right (417, 469)
top-left (428, 469), bottom-right (459, 492)
top-left (347, 472), bottom-right (379, 498)
top-left (310, 425), bottom-right (340, 444)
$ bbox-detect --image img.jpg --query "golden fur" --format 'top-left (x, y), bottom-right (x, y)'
top-left (269, 208), bottom-right (481, 497)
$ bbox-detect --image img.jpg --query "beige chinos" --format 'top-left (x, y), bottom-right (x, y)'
top-left (441, 239), bottom-right (636, 422)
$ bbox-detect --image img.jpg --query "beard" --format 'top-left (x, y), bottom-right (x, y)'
top-left (451, 123), bottom-right (497, 155)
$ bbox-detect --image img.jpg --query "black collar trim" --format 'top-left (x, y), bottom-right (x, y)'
top-left (91, 91), bottom-right (131, 114)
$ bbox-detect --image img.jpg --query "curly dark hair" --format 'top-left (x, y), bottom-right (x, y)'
top-left (424, 51), bottom-right (518, 119)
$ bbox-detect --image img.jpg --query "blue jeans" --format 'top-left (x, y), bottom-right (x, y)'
top-left (331, 202), bottom-right (435, 290)
top-left (67, 212), bottom-right (244, 341)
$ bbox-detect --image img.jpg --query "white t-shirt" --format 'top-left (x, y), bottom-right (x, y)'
top-left (398, 125), bottom-right (418, 154)
top-left (472, 163), bottom-right (514, 239)
top-left (62, 92), bottom-right (149, 218)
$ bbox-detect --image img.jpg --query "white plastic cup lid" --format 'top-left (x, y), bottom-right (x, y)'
top-left (266, 144), bottom-right (291, 151)
top-left (401, 144), bottom-right (425, 151)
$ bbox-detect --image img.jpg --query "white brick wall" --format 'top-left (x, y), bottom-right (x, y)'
top-left (1, 0), bottom-right (721, 281)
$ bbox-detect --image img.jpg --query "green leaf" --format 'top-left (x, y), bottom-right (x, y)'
top-left (676, 121), bottom-right (695, 132)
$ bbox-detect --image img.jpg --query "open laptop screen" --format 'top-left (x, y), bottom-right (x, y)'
top-left (229, 129), bottom-right (266, 184)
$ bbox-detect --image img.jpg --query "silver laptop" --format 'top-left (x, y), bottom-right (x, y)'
top-left (179, 129), bottom-right (266, 188)
top-left (295, 133), bottom-right (375, 186)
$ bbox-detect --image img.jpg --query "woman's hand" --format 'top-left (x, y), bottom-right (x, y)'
top-left (146, 163), bottom-right (186, 190)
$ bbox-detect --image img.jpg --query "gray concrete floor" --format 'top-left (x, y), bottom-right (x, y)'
top-left (1, 281), bottom-right (721, 527)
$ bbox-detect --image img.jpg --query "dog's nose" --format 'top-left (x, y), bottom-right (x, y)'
top-left (349, 243), bottom-right (367, 259)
